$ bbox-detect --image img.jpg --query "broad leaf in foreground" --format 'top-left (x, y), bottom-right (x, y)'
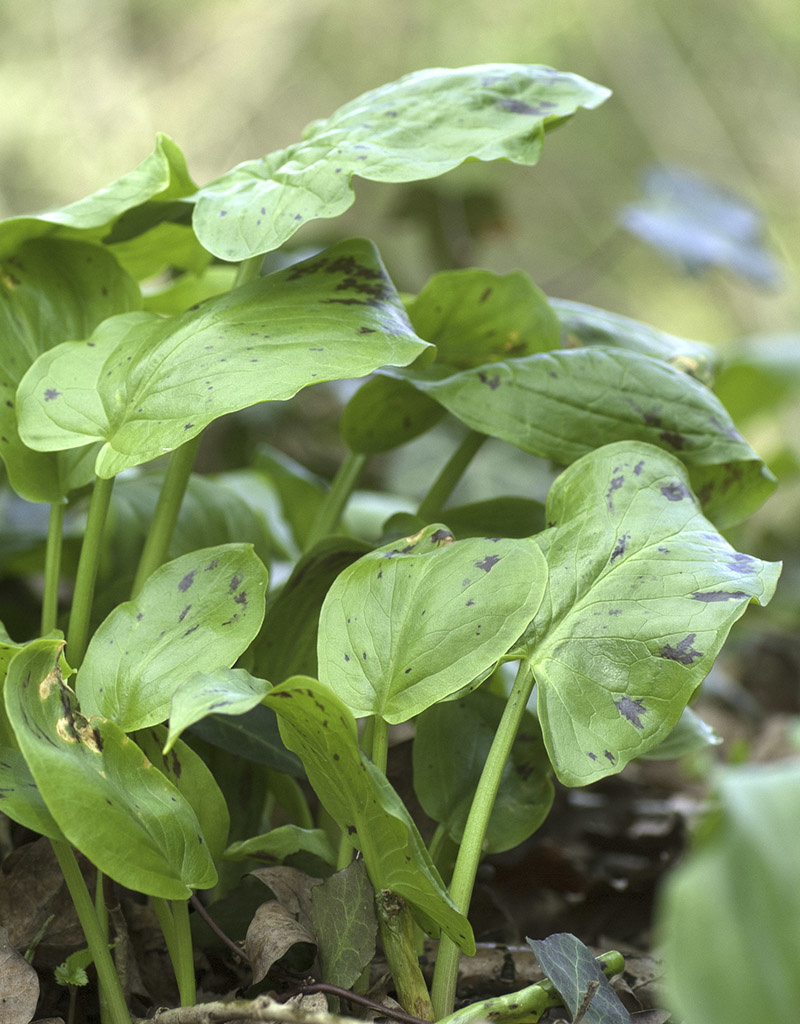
top-left (76, 544), bottom-right (268, 732)
top-left (317, 525), bottom-right (547, 723)
top-left (0, 747), bottom-right (64, 840)
top-left (17, 239), bottom-right (430, 477)
top-left (264, 676), bottom-right (475, 952)
top-left (194, 64), bottom-right (611, 260)
top-left (4, 640), bottom-right (216, 898)
top-left (527, 933), bottom-right (632, 1024)
top-left (518, 441), bottom-right (780, 785)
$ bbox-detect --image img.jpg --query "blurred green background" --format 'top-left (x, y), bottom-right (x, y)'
top-left (1, 0), bottom-right (799, 635)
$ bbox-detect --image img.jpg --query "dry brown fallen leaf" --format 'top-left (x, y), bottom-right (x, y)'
top-left (0, 925), bottom-right (39, 1024)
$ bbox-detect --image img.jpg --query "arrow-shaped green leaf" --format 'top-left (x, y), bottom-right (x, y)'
top-left (518, 441), bottom-right (780, 785)
top-left (194, 65), bottom-right (610, 260)
top-left (17, 239), bottom-right (430, 477)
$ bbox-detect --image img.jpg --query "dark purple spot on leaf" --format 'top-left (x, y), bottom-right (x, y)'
top-left (610, 534), bottom-right (629, 564)
top-left (178, 605), bottom-right (191, 623)
top-left (604, 751), bottom-right (616, 764)
top-left (608, 608), bottom-right (622, 616)
top-left (205, 560), bottom-right (219, 571)
top-left (634, 460), bottom-right (645, 475)
top-left (479, 287), bottom-right (493, 303)
top-left (229, 574), bottom-right (242, 592)
top-left (587, 751), bottom-right (598, 762)
top-left (605, 475), bottom-right (624, 510)
top-left (184, 423), bottom-right (194, 430)
top-left (466, 598), bottom-right (475, 606)
top-left (362, 652), bottom-right (367, 660)
top-left (178, 571), bottom-right (197, 592)
top-left (431, 528), bottom-right (455, 544)
top-left (614, 696), bottom-right (647, 729)
top-left (183, 624), bottom-right (199, 636)
top-left (219, 210), bottom-right (228, 217)
top-left (660, 429), bottom-right (688, 450)
top-left (475, 554), bottom-right (500, 572)
top-left (347, 825), bottom-right (356, 835)
top-left (44, 389), bottom-right (61, 401)
top-left (358, 326), bottom-right (376, 334)
top-left (657, 546), bottom-right (669, 553)
top-left (660, 633), bottom-right (703, 665)
top-left (691, 590), bottom-right (749, 602)
top-left (234, 591), bottom-right (248, 606)
top-left (661, 482), bottom-right (689, 501)
top-left (726, 552), bottom-right (755, 572)
top-left (478, 370), bottom-right (500, 390)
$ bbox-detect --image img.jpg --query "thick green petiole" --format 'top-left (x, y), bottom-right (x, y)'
top-left (152, 896), bottom-right (196, 1007)
top-left (66, 475), bottom-right (115, 668)
top-left (41, 500), bottom-right (65, 635)
top-left (375, 889), bottom-right (434, 1021)
top-left (431, 660), bottom-right (536, 1019)
top-left (417, 429), bottom-right (487, 524)
top-left (304, 450), bottom-right (366, 551)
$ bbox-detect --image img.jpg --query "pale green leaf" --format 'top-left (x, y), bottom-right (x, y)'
top-left (225, 825), bottom-right (337, 866)
top-left (318, 524), bottom-right (547, 723)
top-left (194, 65), bottom-right (610, 260)
top-left (165, 668), bottom-right (271, 753)
top-left (519, 442), bottom-right (780, 785)
top-left (76, 544), bottom-right (268, 732)
top-left (16, 239), bottom-right (430, 477)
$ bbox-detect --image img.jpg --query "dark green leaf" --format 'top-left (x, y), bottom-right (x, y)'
top-left (408, 268), bottom-right (560, 367)
top-left (552, 297), bottom-right (717, 384)
top-left (225, 825), bottom-right (337, 866)
top-left (17, 239), bottom-right (430, 478)
top-left (340, 374), bottom-right (446, 454)
top-left (318, 524), bottom-right (547, 723)
top-left (265, 676), bottom-right (474, 952)
top-left (4, 639), bottom-right (216, 897)
top-left (414, 690), bottom-right (554, 853)
top-left (165, 668), bottom-right (271, 752)
top-left (518, 442), bottom-right (779, 785)
top-left (527, 932), bottom-right (632, 1023)
top-left (188, 704), bottom-right (303, 777)
top-left (1, 237), bottom-right (140, 502)
top-left (389, 346), bottom-right (775, 525)
top-left (439, 496), bottom-right (546, 539)
top-left (253, 536), bottom-right (371, 685)
top-left (194, 65), bottom-right (610, 260)
top-left (76, 544), bottom-right (268, 732)
top-left (311, 859), bottom-right (378, 989)
top-left (659, 760), bottom-right (800, 1024)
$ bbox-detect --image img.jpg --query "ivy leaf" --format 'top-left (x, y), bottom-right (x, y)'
top-left (527, 932), bottom-right (632, 1023)
top-left (4, 639), bottom-right (216, 898)
top-left (76, 544), bottom-right (268, 732)
top-left (517, 441), bottom-right (780, 786)
top-left (193, 64), bottom-right (610, 260)
top-left (387, 346), bottom-right (775, 525)
top-left (264, 676), bottom-right (475, 952)
top-left (317, 524), bottom-right (547, 723)
top-left (1, 238), bottom-right (140, 502)
top-left (17, 239), bottom-right (430, 478)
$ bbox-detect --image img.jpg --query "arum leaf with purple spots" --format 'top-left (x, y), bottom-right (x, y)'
top-left (514, 441), bottom-right (779, 786)
top-left (317, 524), bottom-right (547, 723)
top-left (193, 65), bottom-right (610, 261)
top-left (16, 239), bottom-right (430, 478)
top-left (4, 639), bottom-right (217, 898)
top-left (76, 544), bottom-right (268, 732)
top-left (264, 676), bottom-right (474, 952)
top-left (164, 667), bottom-right (271, 753)
top-left (384, 346), bottom-right (774, 526)
top-left (0, 237), bottom-right (140, 503)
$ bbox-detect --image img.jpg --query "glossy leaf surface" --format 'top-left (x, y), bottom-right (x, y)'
top-left (225, 825), bottom-right (337, 866)
top-left (194, 65), bottom-right (610, 260)
top-left (17, 239), bottom-right (430, 478)
top-left (659, 761), bottom-right (800, 1024)
top-left (413, 690), bottom-right (554, 853)
top-left (5, 640), bottom-right (216, 897)
top-left (388, 346), bottom-right (774, 525)
top-left (1, 237), bottom-right (140, 502)
top-left (264, 676), bottom-right (474, 951)
top-left (519, 442), bottom-right (779, 785)
top-left (165, 668), bottom-right (271, 753)
top-left (0, 746), bottom-right (64, 840)
top-left (317, 524), bottom-right (547, 723)
top-left (77, 544), bottom-right (268, 732)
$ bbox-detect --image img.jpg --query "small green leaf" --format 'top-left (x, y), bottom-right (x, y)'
top-left (0, 133), bottom-right (196, 259)
top-left (311, 859), bottom-right (378, 989)
top-left (553, 297), bottom-right (717, 384)
top-left (518, 441), bottom-right (780, 786)
top-left (17, 239), bottom-right (430, 478)
top-left (527, 932), bottom-right (632, 1024)
top-left (414, 690), bottom-right (554, 854)
top-left (317, 524), bottom-right (547, 723)
top-left (0, 746), bottom-right (64, 840)
top-left (135, 725), bottom-right (230, 865)
top-left (76, 544), bottom-right (268, 732)
top-left (340, 374), bottom-right (446, 454)
top-left (4, 639), bottom-right (216, 898)
top-left (659, 761), bottom-right (800, 1024)
top-left (438, 496), bottom-right (546, 540)
top-left (408, 268), bottom-right (560, 367)
top-left (165, 668), bottom-right (271, 752)
top-left (194, 64), bottom-right (610, 260)
top-left (388, 346), bottom-right (775, 525)
top-left (225, 825), bottom-right (337, 866)
top-left (1, 238), bottom-right (140, 502)
top-left (264, 676), bottom-right (475, 952)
